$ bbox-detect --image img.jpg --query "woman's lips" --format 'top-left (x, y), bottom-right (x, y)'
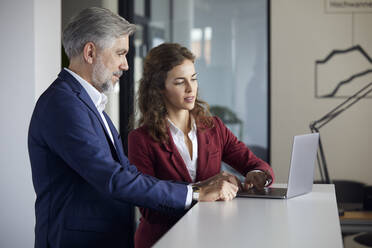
top-left (184, 96), bottom-right (195, 103)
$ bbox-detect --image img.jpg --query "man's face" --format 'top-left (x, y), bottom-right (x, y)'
top-left (92, 35), bottom-right (129, 93)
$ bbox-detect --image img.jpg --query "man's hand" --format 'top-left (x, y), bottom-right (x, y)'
top-left (196, 171), bottom-right (241, 201)
top-left (196, 171), bottom-right (242, 190)
top-left (244, 170), bottom-right (272, 191)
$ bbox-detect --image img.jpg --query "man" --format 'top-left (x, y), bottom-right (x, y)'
top-left (28, 7), bottom-right (243, 248)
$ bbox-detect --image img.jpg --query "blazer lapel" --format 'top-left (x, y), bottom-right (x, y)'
top-left (77, 91), bottom-right (109, 134)
top-left (78, 92), bottom-right (124, 164)
top-left (58, 70), bottom-right (121, 161)
top-left (195, 128), bottom-right (214, 182)
top-left (103, 112), bottom-right (126, 165)
top-left (58, 70), bottom-right (111, 139)
top-left (162, 129), bottom-right (193, 183)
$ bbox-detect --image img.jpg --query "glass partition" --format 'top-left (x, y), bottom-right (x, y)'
top-left (142, 0), bottom-right (270, 166)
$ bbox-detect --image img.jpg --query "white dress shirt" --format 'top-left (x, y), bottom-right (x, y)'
top-left (64, 68), bottom-right (115, 147)
top-left (167, 118), bottom-right (198, 182)
top-left (167, 118), bottom-right (198, 208)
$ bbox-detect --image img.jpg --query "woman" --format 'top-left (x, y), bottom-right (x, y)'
top-left (128, 43), bottom-right (274, 248)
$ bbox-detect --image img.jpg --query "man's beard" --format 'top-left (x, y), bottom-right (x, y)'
top-left (92, 56), bottom-right (122, 93)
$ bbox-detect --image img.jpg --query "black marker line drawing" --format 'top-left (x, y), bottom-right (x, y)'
top-left (315, 45), bottom-right (372, 98)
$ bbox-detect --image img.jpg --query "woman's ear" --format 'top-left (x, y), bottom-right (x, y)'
top-left (82, 42), bottom-right (96, 64)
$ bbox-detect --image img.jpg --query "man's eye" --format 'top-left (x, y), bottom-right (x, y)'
top-left (191, 78), bottom-right (197, 81)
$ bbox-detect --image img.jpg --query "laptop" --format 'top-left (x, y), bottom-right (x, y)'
top-left (237, 133), bottom-right (319, 199)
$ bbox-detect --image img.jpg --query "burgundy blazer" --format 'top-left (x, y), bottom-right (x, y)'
top-left (128, 117), bottom-right (274, 248)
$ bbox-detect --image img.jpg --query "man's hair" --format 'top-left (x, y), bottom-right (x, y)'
top-left (62, 7), bottom-right (136, 59)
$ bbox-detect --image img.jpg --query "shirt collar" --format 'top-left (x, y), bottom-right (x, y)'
top-left (167, 116), bottom-right (197, 137)
top-left (64, 68), bottom-right (107, 112)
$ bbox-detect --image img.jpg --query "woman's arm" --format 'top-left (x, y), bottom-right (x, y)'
top-left (214, 117), bottom-right (275, 186)
top-left (128, 129), bottom-right (157, 177)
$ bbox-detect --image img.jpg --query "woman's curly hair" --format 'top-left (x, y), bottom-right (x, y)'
top-left (137, 43), bottom-right (214, 143)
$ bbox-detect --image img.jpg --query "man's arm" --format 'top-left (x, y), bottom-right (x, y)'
top-left (40, 91), bottom-right (187, 213)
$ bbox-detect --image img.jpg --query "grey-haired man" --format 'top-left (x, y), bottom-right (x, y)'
top-left (28, 7), bottom-right (239, 248)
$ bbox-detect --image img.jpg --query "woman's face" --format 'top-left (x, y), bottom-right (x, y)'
top-left (163, 59), bottom-right (198, 114)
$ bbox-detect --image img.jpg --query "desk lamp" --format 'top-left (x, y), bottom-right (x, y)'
top-left (309, 82), bottom-right (372, 184)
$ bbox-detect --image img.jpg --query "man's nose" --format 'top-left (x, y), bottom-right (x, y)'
top-left (120, 57), bottom-right (129, 71)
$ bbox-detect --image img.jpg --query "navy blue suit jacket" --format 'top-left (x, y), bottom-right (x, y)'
top-left (28, 69), bottom-right (187, 248)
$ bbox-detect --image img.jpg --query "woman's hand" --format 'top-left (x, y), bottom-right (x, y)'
top-left (244, 170), bottom-right (272, 191)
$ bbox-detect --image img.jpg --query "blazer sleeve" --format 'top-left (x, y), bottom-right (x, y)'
top-left (38, 90), bottom-right (187, 214)
top-left (128, 129), bottom-right (157, 177)
top-left (214, 117), bottom-right (275, 182)
top-left (128, 129), bottom-right (185, 222)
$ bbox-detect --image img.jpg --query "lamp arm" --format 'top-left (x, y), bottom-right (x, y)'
top-left (309, 81), bottom-right (372, 184)
top-left (310, 82), bottom-right (372, 130)
top-left (318, 86), bottom-right (372, 129)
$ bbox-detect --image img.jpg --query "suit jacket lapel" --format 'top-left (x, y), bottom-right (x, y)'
top-left (58, 69), bottom-right (121, 162)
top-left (58, 70), bottom-right (110, 139)
top-left (77, 91), bottom-right (124, 164)
top-left (103, 111), bottom-right (126, 165)
top-left (77, 91), bottom-right (108, 134)
top-left (162, 128), bottom-right (193, 183)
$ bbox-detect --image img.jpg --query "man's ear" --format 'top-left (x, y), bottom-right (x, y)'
top-left (83, 42), bottom-right (96, 64)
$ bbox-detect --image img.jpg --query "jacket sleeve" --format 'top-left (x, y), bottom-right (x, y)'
top-left (39, 90), bottom-right (187, 214)
top-left (128, 129), bottom-right (157, 177)
top-left (214, 117), bottom-right (275, 183)
top-left (128, 129), bottom-right (185, 221)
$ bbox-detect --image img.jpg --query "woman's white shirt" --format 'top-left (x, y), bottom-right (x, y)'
top-left (167, 118), bottom-right (198, 182)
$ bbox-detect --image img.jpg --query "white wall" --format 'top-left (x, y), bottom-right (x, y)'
top-left (0, 0), bottom-right (61, 247)
top-left (35, 0), bottom-right (61, 99)
top-left (271, 0), bottom-right (372, 184)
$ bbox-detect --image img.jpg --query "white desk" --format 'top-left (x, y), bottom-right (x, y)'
top-left (155, 184), bottom-right (343, 248)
